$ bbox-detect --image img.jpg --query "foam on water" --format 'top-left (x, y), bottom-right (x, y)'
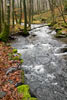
top-left (12, 24), bottom-right (67, 100)
top-left (33, 65), bottom-right (44, 74)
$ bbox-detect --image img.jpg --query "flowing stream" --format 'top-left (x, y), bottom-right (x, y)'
top-left (12, 24), bottom-right (67, 100)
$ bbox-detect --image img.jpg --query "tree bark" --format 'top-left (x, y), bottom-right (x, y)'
top-left (19, 0), bottom-right (22, 24)
top-left (12, 0), bottom-right (14, 27)
top-left (0, 0), bottom-right (1, 33)
top-left (23, 0), bottom-right (27, 34)
top-left (28, 0), bottom-right (31, 28)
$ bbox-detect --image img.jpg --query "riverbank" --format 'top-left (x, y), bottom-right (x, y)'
top-left (0, 42), bottom-right (23, 100)
top-left (33, 9), bottom-right (67, 39)
top-left (0, 42), bottom-right (37, 100)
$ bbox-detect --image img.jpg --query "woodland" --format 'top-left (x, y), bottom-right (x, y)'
top-left (0, 0), bottom-right (67, 100)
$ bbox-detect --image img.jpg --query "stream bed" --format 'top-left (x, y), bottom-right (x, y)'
top-left (12, 24), bottom-right (67, 100)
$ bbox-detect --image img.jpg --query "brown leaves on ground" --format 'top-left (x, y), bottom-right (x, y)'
top-left (0, 42), bottom-right (23, 100)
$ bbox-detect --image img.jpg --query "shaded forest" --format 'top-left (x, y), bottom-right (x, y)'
top-left (0, 0), bottom-right (67, 42)
top-left (0, 0), bottom-right (67, 100)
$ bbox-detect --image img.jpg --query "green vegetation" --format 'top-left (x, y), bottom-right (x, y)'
top-left (62, 23), bottom-right (67, 28)
top-left (20, 59), bottom-right (24, 64)
top-left (64, 0), bottom-right (67, 11)
top-left (0, 24), bottom-right (9, 42)
top-left (8, 48), bottom-right (24, 64)
top-left (13, 49), bottom-right (17, 53)
top-left (21, 71), bottom-right (25, 84)
top-left (17, 85), bottom-right (37, 100)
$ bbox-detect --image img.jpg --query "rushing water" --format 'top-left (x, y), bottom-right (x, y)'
top-left (12, 24), bottom-right (67, 100)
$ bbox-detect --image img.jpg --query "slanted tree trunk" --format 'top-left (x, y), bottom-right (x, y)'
top-left (54, 0), bottom-right (67, 24)
top-left (59, 0), bottom-right (67, 24)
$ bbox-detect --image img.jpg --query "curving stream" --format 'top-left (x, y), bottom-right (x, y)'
top-left (12, 24), bottom-right (67, 100)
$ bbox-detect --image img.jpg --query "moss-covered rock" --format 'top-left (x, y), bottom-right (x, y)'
top-left (55, 30), bottom-right (67, 38)
top-left (20, 59), bottom-right (24, 64)
top-left (17, 85), bottom-right (37, 100)
top-left (13, 49), bottom-right (17, 53)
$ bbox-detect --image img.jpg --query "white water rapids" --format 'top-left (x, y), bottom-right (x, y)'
top-left (12, 24), bottom-right (67, 100)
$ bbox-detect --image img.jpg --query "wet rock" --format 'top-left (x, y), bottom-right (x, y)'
top-left (41, 19), bottom-right (46, 23)
top-left (9, 36), bottom-right (16, 40)
top-left (32, 34), bottom-right (37, 37)
top-left (6, 67), bottom-right (18, 75)
top-left (60, 48), bottom-right (67, 53)
top-left (25, 74), bottom-right (31, 80)
top-left (63, 55), bottom-right (67, 60)
top-left (29, 89), bottom-right (37, 98)
top-left (55, 47), bottom-right (67, 54)
top-left (0, 91), bottom-right (6, 99)
top-left (8, 80), bottom-right (13, 84)
top-left (15, 82), bottom-right (24, 87)
top-left (56, 34), bottom-right (67, 38)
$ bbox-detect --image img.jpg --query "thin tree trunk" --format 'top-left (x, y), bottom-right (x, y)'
top-left (31, 0), bottom-right (33, 22)
top-left (28, 0), bottom-right (31, 28)
top-left (19, 0), bottom-right (22, 24)
top-left (1, 0), bottom-right (4, 24)
top-left (12, 0), bottom-right (14, 27)
top-left (23, 0), bottom-right (27, 34)
top-left (0, 0), bottom-right (1, 33)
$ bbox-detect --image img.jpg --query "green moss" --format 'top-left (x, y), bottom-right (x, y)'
top-left (57, 30), bottom-right (62, 35)
top-left (29, 98), bottom-right (37, 100)
top-left (64, 0), bottom-right (67, 11)
top-left (13, 49), bottom-right (17, 53)
top-left (21, 71), bottom-right (25, 84)
top-left (47, 23), bottom-right (52, 27)
top-left (55, 30), bottom-right (62, 38)
top-left (62, 23), bottom-right (67, 28)
top-left (53, 24), bottom-right (59, 29)
top-left (18, 53), bottom-right (22, 56)
top-left (6, 43), bottom-right (11, 46)
top-left (55, 28), bottom-right (62, 32)
top-left (8, 53), bottom-right (13, 60)
top-left (13, 56), bottom-right (20, 60)
top-left (0, 24), bottom-right (10, 42)
top-left (17, 85), bottom-right (37, 100)
top-left (20, 59), bottom-right (24, 64)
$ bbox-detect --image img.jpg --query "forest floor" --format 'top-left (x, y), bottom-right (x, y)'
top-left (10, 8), bottom-right (67, 43)
top-left (0, 42), bottom-right (23, 100)
top-left (33, 9), bottom-right (67, 42)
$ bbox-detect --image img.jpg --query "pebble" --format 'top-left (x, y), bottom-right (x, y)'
top-left (0, 91), bottom-right (6, 99)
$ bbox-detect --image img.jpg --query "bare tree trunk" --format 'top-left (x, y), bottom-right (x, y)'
top-left (12, 0), bottom-right (14, 27)
top-left (1, 0), bottom-right (4, 24)
top-left (31, 0), bottom-right (33, 22)
top-left (23, 0), bottom-right (27, 34)
top-left (28, 0), bottom-right (32, 28)
top-left (19, 0), bottom-right (22, 24)
top-left (0, 0), bottom-right (1, 33)
top-left (48, 0), bottom-right (55, 24)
